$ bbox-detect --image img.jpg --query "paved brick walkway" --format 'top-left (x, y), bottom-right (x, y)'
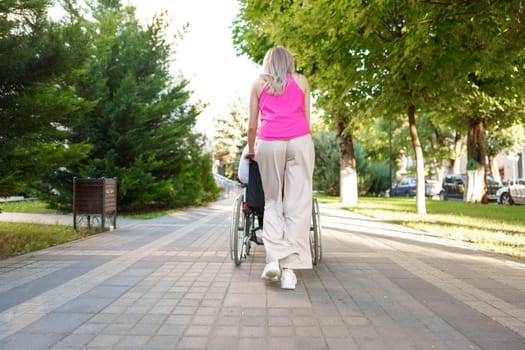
top-left (0, 198), bottom-right (524, 349)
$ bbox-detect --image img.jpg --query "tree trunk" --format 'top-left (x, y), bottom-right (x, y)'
top-left (452, 132), bottom-right (462, 174)
top-left (465, 118), bottom-right (488, 204)
top-left (336, 116), bottom-right (358, 206)
top-left (407, 105), bottom-right (426, 215)
top-left (435, 161), bottom-right (445, 184)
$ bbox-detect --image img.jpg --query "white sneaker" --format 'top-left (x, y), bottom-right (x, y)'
top-left (261, 261), bottom-right (280, 281)
top-left (280, 268), bottom-right (297, 289)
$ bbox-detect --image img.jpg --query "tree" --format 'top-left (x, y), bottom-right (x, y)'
top-left (213, 96), bottom-right (248, 180)
top-left (312, 129), bottom-right (339, 196)
top-left (0, 0), bottom-right (93, 196)
top-left (407, 1), bottom-right (525, 203)
top-left (233, 1), bottom-right (364, 205)
top-left (233, 0), bottom-right (525, 210)
top-left (416, 114), bottom-right (459, 183)
top-left (486, 123), bottom-right (525, 184)
top-left (233, 1), bottom-right (437, 212)
top-left (37, 0), bottom-right (218, 211)
top-left (312, 120), bottom-right (393, 197)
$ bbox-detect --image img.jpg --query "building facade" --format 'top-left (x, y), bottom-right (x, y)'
top-left (495, 145), bottom-right (525, 183)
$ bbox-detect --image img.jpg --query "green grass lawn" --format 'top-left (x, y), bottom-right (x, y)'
top-left (316, 195), bottom-right (525, 260)
top-left (0, 221), bottom-right (92, 260)
top-left (0, 199), bottom-right (174, 219)
top-left (0, 199), bottom-right (63, 214)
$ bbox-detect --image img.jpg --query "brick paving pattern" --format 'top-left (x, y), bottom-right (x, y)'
top-left (0, 198), bottom-right (524, 349)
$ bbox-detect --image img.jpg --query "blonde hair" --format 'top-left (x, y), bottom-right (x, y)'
top-left (261, 46), bottom-right (295, 95)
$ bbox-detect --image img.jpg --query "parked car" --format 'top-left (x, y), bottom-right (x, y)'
top-left (486, 176), bottom-right (503, 201)
top-left (496, 179), bottom-right (525, 205)
top-left (390, 178), bottom-right (416, 197)
top-left (440, 174), bottom-right (502, 201)
top-left (440, 174), bottom-right (466, 200)
top-left (389, 178), bottom-right (441, 198)
top-left (425, 179), bottom-right (442, 198)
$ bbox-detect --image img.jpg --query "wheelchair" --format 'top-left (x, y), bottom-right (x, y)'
top-left (229, 185), bottom-right (322, 266)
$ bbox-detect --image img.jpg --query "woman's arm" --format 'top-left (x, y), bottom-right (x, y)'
top-left (247, 78), bottom-right (264, 158)
top-left (294, 73), bottom-right (311, 123)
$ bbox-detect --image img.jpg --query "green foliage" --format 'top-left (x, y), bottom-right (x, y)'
top-left (0, 0), bottom-right (94, 196)
top-left (213, 97), bottom-right (248, 180)
top-left (486, 123), bottom-right (525, 157)
top-left (416, 114), bottom-right (458, 163)
top-left (312, 129), bottom-right (390, 196)
top-left (231, 1), bottom-right (273, 64)
top-left (31, 0), bottom-right (218, 211)
top-left (312, 130), bottom-right (339, 195)
top-left (232, 0), bottom-right (525, 207)
top-left (354, 142), bottom-right (390, 196)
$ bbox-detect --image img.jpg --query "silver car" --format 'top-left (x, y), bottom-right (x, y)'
top-left (496, 179), bottom-right (525, 205)
top-left (425, 179), bottom-right (442, 198)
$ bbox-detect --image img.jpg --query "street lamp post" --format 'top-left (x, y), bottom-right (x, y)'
top-left (389, 121), bottom-right (393, 195)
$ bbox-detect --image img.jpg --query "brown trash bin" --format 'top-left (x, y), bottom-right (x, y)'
top-left (73, 178), bottom-right (117, 231)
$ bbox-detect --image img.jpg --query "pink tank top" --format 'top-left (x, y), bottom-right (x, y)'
top-left (258, 74), bottom-right (311, 140)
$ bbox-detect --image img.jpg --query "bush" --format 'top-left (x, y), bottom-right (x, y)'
top-left (358, 159), bottom-right (390, 196)
top-left (313, 130), bottom-right (340, 195)
top-left (313, 131), bottom-right (391, 196)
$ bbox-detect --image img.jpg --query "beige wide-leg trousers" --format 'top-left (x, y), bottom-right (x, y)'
top-left (256, 134), bottom-right (315, 269)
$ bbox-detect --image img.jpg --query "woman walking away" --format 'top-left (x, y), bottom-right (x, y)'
top-left (245, 46), bottom-right (314, 290)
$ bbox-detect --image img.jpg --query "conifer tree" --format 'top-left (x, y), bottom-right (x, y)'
top-left (52, 0), bottom-right (219, 211)
top-left (0, 0), bottom-right (92, 196)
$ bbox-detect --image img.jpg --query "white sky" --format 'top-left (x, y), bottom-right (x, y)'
top-left (127, 0), bottom-right (260, 138)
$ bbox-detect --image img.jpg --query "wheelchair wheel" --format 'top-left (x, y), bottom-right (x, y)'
top-left (230, 194), bottom-right (241, 260)
top-left (310, 197), bottom-right (322, 265)
top-left (230, 194), bottom-right (244, 264)
top-left (230, 194), bottom-right (247, 265)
